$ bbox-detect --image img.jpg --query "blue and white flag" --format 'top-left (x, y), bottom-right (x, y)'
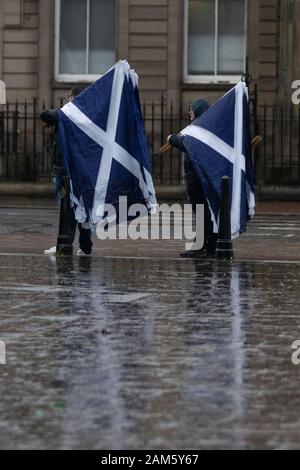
top-left (57, 60), bottom-right (156, 228)
top-left (181, 81), bottom-right (255, 239)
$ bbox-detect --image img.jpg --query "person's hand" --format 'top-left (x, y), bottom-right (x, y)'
top-left (42, 122), bottom-right (53, 128)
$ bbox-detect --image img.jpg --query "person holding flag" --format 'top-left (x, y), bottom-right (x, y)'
top-left (40, 85), bottom-right (93, 256)
top-left (56, 60), bottom-right (156, 232)
top-left (167, 81), bottom-right (255, 259)
top-left (168, 98), bottom-right (218, 258)
top-left (41, 61), bottom-right (155, 258)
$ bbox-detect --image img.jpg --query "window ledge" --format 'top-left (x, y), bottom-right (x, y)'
top-left (52, 79), bottom-right (94, 89)
top-left (182, 82), bottom-right (235, 91)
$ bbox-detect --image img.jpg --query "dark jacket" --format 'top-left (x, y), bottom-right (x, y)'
top-left (40, 109), bottom-right (65, 176)
top-left (169, 134), bottom-right (195, 179)
top-left (169, 98), bottom-right (210, 174)
top-left (168, 134), bottom-right (186, 153)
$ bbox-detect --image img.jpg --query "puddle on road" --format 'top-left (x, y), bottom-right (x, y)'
top-left (0, 255), bottom-right (300, 449)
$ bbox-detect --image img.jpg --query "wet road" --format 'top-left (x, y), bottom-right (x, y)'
top-left (0, 255), bottom-right (300, 449)
top-left (2, 206), bottom-right (300, 261)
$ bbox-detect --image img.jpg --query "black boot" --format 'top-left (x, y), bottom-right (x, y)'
top-left (180, 245), bottom-right (207, 258)
top-left (206, 234), bottom-right (218, 258)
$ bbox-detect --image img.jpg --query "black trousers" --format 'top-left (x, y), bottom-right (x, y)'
top-left (57, 176), bottom-right (93, 255)
top-left (69, 209), bottom-right (93, 255)
top-left (184, 155), bottom-right (217, 250)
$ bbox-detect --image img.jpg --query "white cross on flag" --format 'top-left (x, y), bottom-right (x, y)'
top-left (181, 82), bottom-right (255, 238)
top-left (57, 60), bottom-right (156, 228)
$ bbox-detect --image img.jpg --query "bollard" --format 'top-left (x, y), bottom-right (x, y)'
top-left (216, 176), bottom-right (234, 260)
top-left (56, 176), bottom-right (74, 256)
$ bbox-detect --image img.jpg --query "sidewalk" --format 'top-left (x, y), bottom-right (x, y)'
top-left (1, 181), bottom-right (300, 202)
top-left (1, 199), bottom-right (300, 262)
top-left (1, 200), bottom-right (300, 449)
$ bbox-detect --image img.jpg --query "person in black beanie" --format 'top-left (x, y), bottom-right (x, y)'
top-left (40, 85), bottom-right (93, 256)
top-left (167, 99), bottom-right (218, 258)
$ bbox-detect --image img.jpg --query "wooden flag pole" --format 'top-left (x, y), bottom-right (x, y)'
top-left (160, 142), bottom-right (173, 154)
top-left (160, 135), bottom-right (263, 155)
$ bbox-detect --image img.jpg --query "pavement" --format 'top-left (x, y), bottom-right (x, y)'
top-left (0, 198), bottom-right (300, 450)
top-left (1, 198), bottom-right (300, 262)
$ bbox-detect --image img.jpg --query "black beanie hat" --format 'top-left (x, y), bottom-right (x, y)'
top-left (191, 99), bottom-right (210, 119)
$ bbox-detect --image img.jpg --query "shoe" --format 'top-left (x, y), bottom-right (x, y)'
top-left (206, 236), bottom-right (218, 259)
top-left (44, 246), bottom-right (57, 255)
top-left (180, 249), bottom-right (207, 259)
top-left (77, 249), bottom-right (92, 257)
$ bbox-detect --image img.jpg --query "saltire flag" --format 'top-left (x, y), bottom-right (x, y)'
top-left (57, 60), bottom-right (156, 228)
top-left (181, 81), bottom-right (255, 239)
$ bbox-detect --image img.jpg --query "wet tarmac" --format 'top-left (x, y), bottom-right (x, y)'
top-left (0, 254), bottom-right (300, 449)
top-left (2, 205), bottom-right (300, 262)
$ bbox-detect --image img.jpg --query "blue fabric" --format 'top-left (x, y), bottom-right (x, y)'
top-left (182, 83), bottom-right (255, 237)
top-left (57, 61), bottom-right (156, 226)
top-left (193, 89), bottom-right (236, 149)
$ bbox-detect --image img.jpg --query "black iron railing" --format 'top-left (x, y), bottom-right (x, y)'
top-left (0, 97), bottom-right (189, 185)
top-left (0, 98), bottom-right (53, 182)
top-left (4, 89), bottom-right (299, 187)
top-left (259, 103), bottom-right (300, 185)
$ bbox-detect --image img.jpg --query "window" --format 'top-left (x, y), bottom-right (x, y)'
top-left (55, 0), bottom-right (116, 82)
top-left (184, 0), bottom-right (246, 83)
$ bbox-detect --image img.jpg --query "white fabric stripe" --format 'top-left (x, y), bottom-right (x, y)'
top-left (113, 147), bottom-right (150, 198)
top-left (62, 103), bottom-right (151, 203)
top-left (231, 83), bottom-right (245, 236)
top-left (144, 168), bottom-right (155, 196)
top-left (180, 81), bottom-right (251, 238)
top-left (106, 65), bottom-right (125, 139)
top-left (62, 102), bottom-right (109, 148)
top-left (144, 168), bottom-right (157, 212)
top-left (181, 126), bottom-right (235, 164)
top-left (235, 83), bottom-right (244, 156)
top-left (61, 101), bottom-right (113, 219)
top-left (92, 64), bottom-right (125, 220)
top-left (207, 199), bottom-right (219, 235)
top-left (246, 180), bottom-right (255, 218)
top-left (62, 103), bottom-right (150, 197)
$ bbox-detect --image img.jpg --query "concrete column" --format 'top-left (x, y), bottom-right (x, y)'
top-left (0, 11), bottom-right (3, 82)
top-left (247, 0), bottom-right (260, 83)
top-left (292, 0), bottom-right (300, 86)
top-left (166, 0), bottom-right (182, 112)
top-left (117, 0), bottom-right (129, 61)
top-left (278, 0), bottom-right (294, 105)
top-left (38, 0), bottom-right (54, 106)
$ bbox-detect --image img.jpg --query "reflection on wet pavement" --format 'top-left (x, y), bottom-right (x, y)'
top-left (2, 207), bottom-right (300, 262)
top-left (0, 255), bottom-right (300, 449)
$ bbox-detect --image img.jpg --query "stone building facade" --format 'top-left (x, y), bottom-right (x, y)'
top-left (1, 0), bottom-right (300, 187)
top-left (0, 0), bottom-right (289, 111)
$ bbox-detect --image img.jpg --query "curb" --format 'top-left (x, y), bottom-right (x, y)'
top-left (1, 182), bottom-right (300, 201)
top-left (256, 185), bottom-right (300, 201)
top-left (0, 183), bottom-right (55, 198)
top-left (0, 182), bottom-right (187, 201)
